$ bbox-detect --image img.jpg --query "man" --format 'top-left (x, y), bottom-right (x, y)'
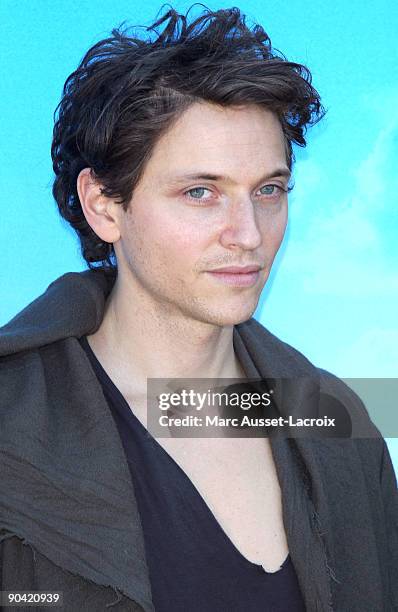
top-left (0, 6), bottom-right (397, 612)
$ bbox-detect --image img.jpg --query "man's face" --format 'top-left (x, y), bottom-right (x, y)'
top-left (114, 102), bottom-right (290, 326)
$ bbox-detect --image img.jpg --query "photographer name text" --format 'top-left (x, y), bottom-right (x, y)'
top-left (158, 415), bottom-right (336, 428)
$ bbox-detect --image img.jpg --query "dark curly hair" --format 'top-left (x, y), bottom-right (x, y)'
top-left (51, 3), bottom-right (325, 270)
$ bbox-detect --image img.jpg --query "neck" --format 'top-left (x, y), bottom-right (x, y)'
top-left (87, 272), bottom-right (246, 397)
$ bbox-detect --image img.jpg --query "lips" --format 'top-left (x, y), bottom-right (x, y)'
top-left (208, 265), bottom-right (261, 274)
top-left (206, 266), bottom-right (261, 287)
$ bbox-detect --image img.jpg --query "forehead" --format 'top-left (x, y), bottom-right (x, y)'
top-left (143, 102), bottom-right (288, 181)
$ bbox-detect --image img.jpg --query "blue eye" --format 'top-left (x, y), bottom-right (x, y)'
top-left (187, 187), bottom-right (208, 199)
top-left (259, 185), bottom-right (280, 196)
top-left (184, 186), bottom-right (213, 203)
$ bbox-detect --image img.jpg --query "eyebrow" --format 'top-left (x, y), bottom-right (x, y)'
top-left (165, 167), bottom-right (292, 186)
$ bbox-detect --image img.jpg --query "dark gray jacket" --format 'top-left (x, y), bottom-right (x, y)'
top-left (0, 269), bottom-right (397, 611)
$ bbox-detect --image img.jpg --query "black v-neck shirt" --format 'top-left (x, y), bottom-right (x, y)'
top-left (79, 335), bottom-right (306, 611)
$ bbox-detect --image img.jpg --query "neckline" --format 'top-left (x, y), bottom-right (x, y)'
top-left (78, 334), bottom-right (291, 575)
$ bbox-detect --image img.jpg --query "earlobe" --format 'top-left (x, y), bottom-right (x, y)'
top-left (77, 168), bottom-right (121, 243)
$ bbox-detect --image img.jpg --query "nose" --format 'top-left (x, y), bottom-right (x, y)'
top-left (219, 197), bottom-right (262, 251)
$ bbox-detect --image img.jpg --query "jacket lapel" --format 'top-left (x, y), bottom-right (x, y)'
top-left (233, 321), bottom-right (335, 611)
top-left (0, 336), bottom-right (155, 612)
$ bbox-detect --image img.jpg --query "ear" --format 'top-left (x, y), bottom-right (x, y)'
top-left (77, 168), bottom-right (121, 243)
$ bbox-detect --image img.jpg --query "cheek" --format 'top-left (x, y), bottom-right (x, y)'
top-left (259, 205), bottom-right (288, 248)
top-left (134, 209), bottom-right (208, 270)
top-left (162, 225), bottom-right (207, 273)
top-left (275, 210), bottom-right (288, 244)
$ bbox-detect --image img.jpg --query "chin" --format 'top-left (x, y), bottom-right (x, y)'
top-left (181, 294), bottom-right (258, 327)
top-left (202, 306), bottom-right (257, 327)
top-left (228, 311), bottom-right (256, 326)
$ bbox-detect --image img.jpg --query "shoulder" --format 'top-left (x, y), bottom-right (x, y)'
top-left (239, 318), bottom-right (383, 438)
top-left (236, 317), bottom-right (322, 376)
top-left (0, 337), bottom-right (88, 422)
top-left (0, 268), bottom-right (114, 359)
